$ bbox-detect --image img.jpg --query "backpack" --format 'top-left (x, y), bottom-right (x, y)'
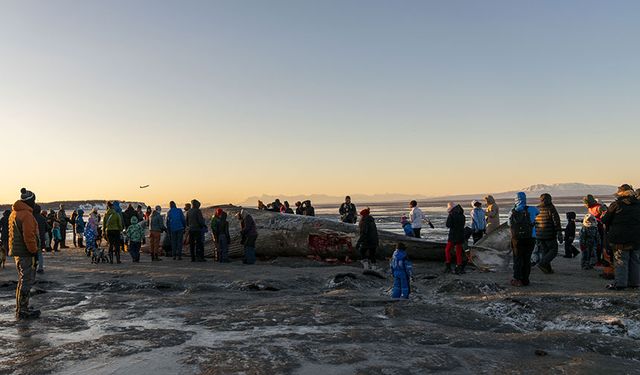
top-left (510, 207), bottom-right (533, 240)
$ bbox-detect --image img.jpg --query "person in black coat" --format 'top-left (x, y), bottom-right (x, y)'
top-left (356, 208), bottom-right (379, 269)
top-left (563, 212), bottom-right (579, 258)
top-left (444, 202), bottom-right (466, 274)
top-left (339, 196), bottom-right (357, 224)
top-left (601, 184), bottom-right (640, 290)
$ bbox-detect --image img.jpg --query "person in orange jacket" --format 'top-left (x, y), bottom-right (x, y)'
top-left (9, 188), bottom-right (41, 320)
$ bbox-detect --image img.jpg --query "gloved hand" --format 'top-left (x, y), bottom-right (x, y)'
top-left (557, 232), bottom-right (564, 244)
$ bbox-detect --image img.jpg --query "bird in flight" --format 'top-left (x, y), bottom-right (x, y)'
top-left (140, 185), bottom-right (150, 189)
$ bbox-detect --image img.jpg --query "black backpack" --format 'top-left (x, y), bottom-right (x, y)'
top-left (510, 207), bottom-right (533, 240)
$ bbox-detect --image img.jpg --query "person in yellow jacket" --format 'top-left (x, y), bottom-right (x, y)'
top-left (9, 188), bottom-right (41, 320)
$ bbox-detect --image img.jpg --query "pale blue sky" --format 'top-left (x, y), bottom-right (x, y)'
top-left (1, 1), bottom-right (638, 204)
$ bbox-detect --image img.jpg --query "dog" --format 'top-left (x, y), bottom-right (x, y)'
top-left (91, 247), bottom-right (109, 264)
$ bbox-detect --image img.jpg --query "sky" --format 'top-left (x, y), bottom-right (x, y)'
top-left (1, 0), bottom-right (638, 205)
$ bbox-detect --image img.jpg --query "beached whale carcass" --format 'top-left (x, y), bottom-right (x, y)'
top-left (203, 208), bottom-right (446, 261)
top-left (468, 223), bottom-right (513, 271)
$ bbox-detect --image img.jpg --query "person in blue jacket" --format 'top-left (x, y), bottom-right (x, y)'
top-left (166, 201), bottom-right (186, 260)
top-left (390, 242), bottom-right (413, 299)
top-left (401, 216), bottom-right (414, 237)
top-left (510, 192), bottom-right (539, 287)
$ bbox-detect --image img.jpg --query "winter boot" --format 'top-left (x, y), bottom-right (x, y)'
top-left (109, 253), bottom-right (114, 264)
top-left (443, 263), bottom-right (452, 274)
top-left (78, 238), bottom-right (84, 248)
top-left (454, 265), bottom-right (465, 275)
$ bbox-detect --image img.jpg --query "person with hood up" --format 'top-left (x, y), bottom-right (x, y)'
top-left (445, 203), bottom-right (466, 274)
top-left (579, 214), bottom-right (600, 270)
top-left (0, 210), bottom-right (10, 267)
top-left (601, 184), bottom-right (640, 290)
top-left (509, 192), bottom-right (539, 287)
top-left (149, 206), bottom-right (165, 261)
top-left (127, 216), bottom-right (144, 263)
top-left (166, 201), bottom-right (186, 260)
top-left (103, 201), bottom-right (124, 264)
top-left (186, 199), bottom-right (206, 262)
top-left (390, 242), bottom-right (413, 299)
top-left (562, 212), bottom-right (579, 258)
top-left (484, 195), bottom-right (500, 234)
top-left (356, 208), bottom-right (379, 270)
top-left (9, 188), bottom-right (41, 320)
top-left (84, 209), bottom-right (99, 258)
top-left (57, 204), bottom-right (69, 248)
top-left (582, 194), bottom-right (608, 265)
top-left (32, 204), bottom-right (48, 274)
top-left (339, 196), bottom-right (357, 224)
top-left (238, 209), bottom-right (258, 264)
top-left (535, 193), bottom-right (563, 274)
top-left (401, 215), bottom-right (414, 237)
top-left (211, 208), bottom-right (231, 263)
top-left (470, 201), bottom-right (487, 244)
top-left (75, 209), bottom-right (86, 248)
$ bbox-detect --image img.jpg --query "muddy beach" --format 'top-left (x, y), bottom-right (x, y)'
top-left (1, 250), bottom-right (639, 375)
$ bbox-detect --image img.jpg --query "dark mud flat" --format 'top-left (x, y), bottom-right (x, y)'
top-left (1, 251), bottom-right (639, 374)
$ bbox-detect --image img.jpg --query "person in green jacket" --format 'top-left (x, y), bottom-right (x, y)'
top-left (127, 216), bottom-right (144, 263)
top-left (103, 201), bottom-right (124, 264)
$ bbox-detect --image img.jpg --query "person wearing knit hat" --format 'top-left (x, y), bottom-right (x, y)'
top-left (238, 209), bottom-right (258, 264)
top-left (356, 208), bottom-right (379, 270)
top-left (149, 205), bottom-right (166, 261)
top-left (9, 188), bottom-right (41, 320)
top-left (582, 194), bottom-right (608, 266)
top-left (602, 184), bottom-right (640, 290)
top-left (400, 215), bottom-right (414, 237)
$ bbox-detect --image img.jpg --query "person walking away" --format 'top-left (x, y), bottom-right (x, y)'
top-left (9, 188), bottom-right (41, 320)
top-left (295, 201), bottom-right (304, 215)
top-left (149, 206), bottom-right (165, 261)
top-left (356, 208), bottom-right (379, 270)
top-left (212, 208), bottom-right (231, 263)
top-left (535, 194), bottom-right (563, 274)
top-left (103, 202), bottom-right (124, 264)
top-left (579, 214), bottom-right (600, 270)
top-left (409, 201), bottom-right (425, 238)
top-left (127, 216), bottom-right (144, 262)
top-left (75, 209), bottom-right (86, 248)
top-left (444, 203), bottom-right (466, 274)
top-left (52, 222), bottom-right (62, 252)
top-left (70, 209), bottom-right (78, 247)
top-left (484, 195), bottom-right (500, 234)
top-left (136, 205), bottom-right (144, 221)
top-left (32, 204), bottom-right (47, 274)
top-left (401, 215), bottom-right (414, 237)
top-left (238, 210), bottom-right (258, 264)
top-left (57, 204), bottom-right (69, 248)
top-left (186, 199), bottom-right (206, 262)
top-left (166, 201), bottom-right (186, 260)
top-left (601, 184), bottom-right (640, 290)
top-left (509, 192), bottom-right (539, 286)
top-left (470, 201), bottom-right (487, 244)
top-left (562, 212), bottom-right (579, 258)
top-left (303, 200), bottom-right (315, 216)
top-left (582, 194), bottom-right (608, 266)
top-left (390, 242), bottom-right (413, 299)
top-left (339, 196), bottom-right (357, 224)
top-left (283, 201), bottom-right (294, 214)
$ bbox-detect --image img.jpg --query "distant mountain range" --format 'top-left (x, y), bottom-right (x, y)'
top-left (238, 183), bottom-right (619, 206)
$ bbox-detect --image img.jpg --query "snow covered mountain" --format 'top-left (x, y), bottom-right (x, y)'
top-left (518, 183), bottom-right (618, 197)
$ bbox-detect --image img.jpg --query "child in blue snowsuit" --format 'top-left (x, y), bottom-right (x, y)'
top-left (401, 216), bottom-right (414, 237)
top-left (390, 243), bottom-right (413, 299)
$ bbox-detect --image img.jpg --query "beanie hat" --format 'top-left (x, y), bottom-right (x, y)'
top-left (360, 208), bottom-right (370, 217)
top-left (20, 188), bottom-right (36, 207)
top-left (400, 215), bottom-right (408, 224)
top-left (583, 194), bottom-right (597, 207)
top-left (471, 200), bottom-right (481, 208)
top-left (215, 208), bottom-right (223, 217)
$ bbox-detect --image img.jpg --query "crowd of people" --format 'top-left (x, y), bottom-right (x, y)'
top-left (2, 184), bottom-right (639, 319)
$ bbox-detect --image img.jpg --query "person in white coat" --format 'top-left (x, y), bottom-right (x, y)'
top-left (409, 200), bottom-right (431, 238)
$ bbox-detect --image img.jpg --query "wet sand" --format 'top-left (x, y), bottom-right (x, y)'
top-left (1, 250), bottom-right (639, 374)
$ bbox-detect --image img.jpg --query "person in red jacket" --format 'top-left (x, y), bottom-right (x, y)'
top-left (9, 188), bottom-right (41, 320)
